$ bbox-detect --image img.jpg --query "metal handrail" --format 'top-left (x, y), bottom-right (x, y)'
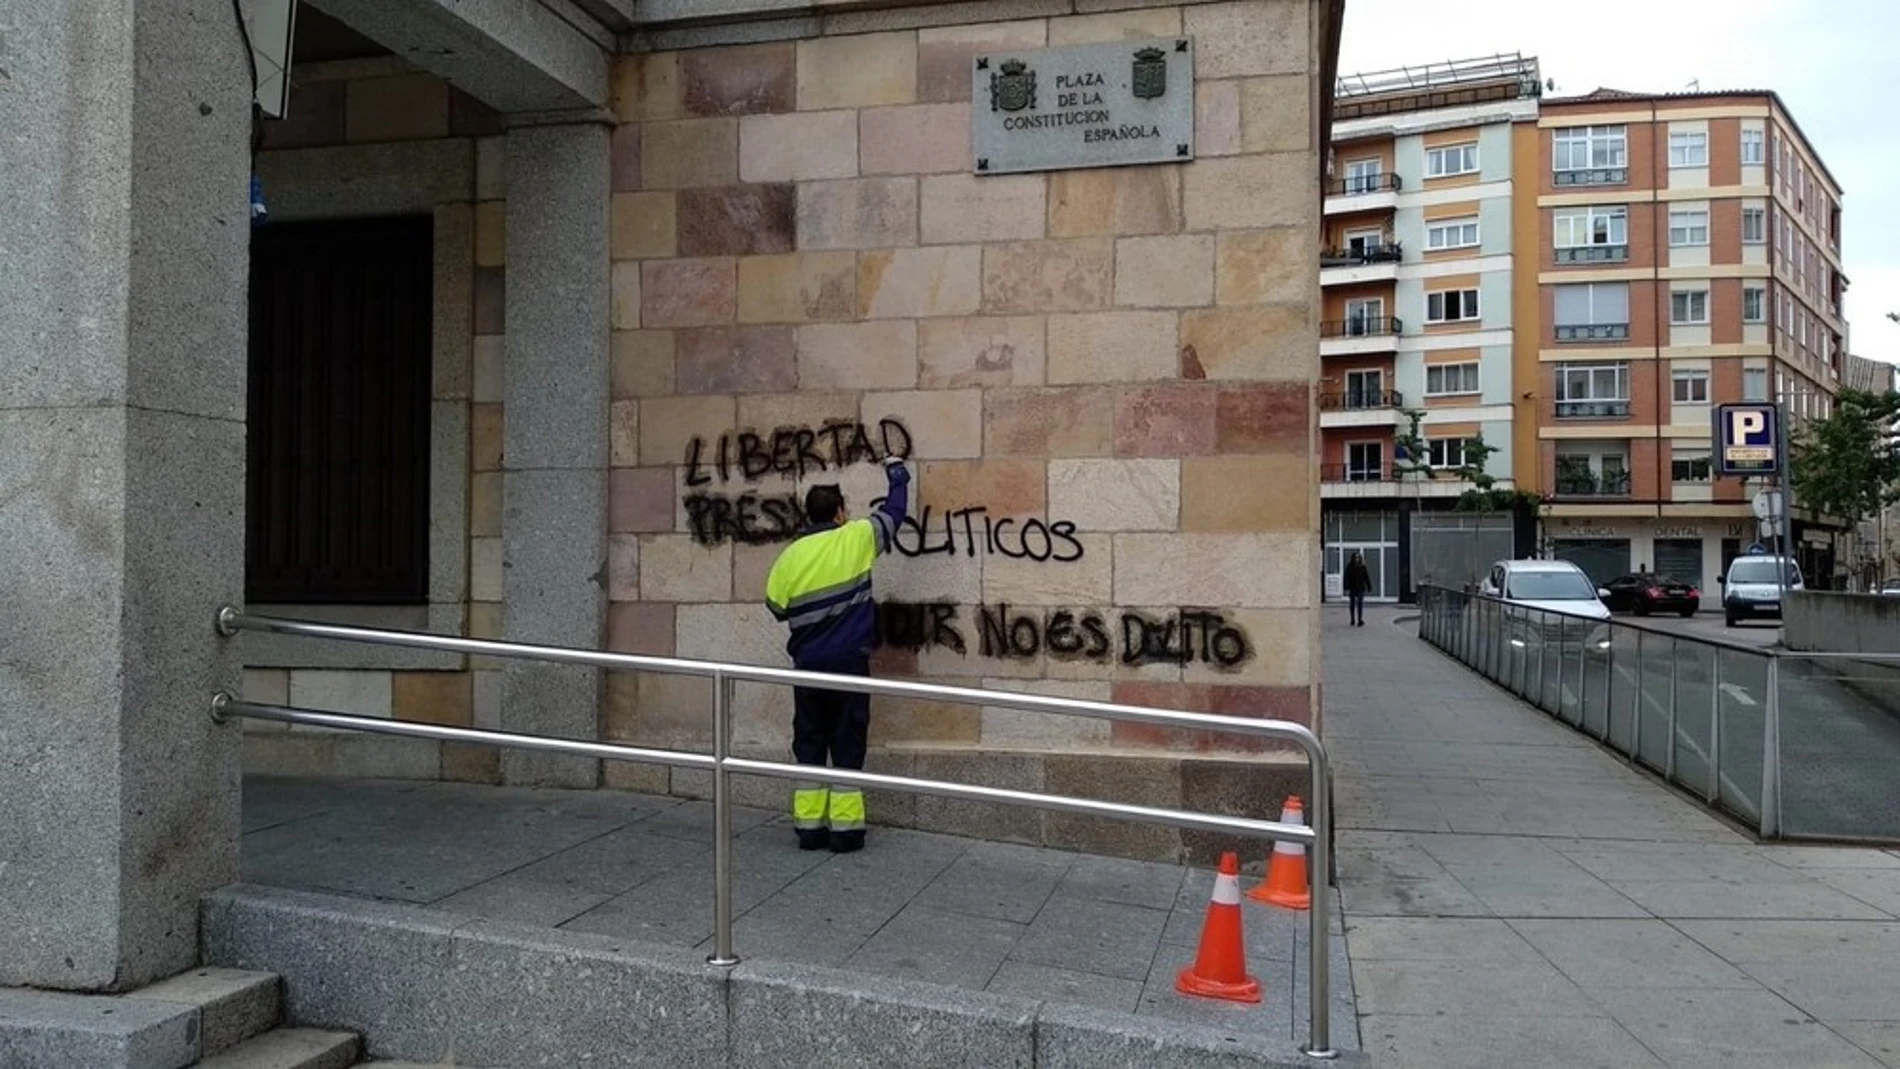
top-left (211, 608), bottom-right (1337, 1059)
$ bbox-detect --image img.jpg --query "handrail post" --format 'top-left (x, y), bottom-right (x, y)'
top-left (1760, 656), bottom-right (1781, 838)
top-left (709, 671), bottom-right (739, 967)
top-left (1304, 735), bottom-right (1336, 1061)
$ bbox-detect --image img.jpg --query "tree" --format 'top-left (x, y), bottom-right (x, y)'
top-left (1788, 387), bottom-right (1900, 526)
top-left (1393, 410), bottom-right (1538, 513)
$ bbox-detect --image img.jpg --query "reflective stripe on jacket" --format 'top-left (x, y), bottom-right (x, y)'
top-left (764, 481), bottom-right (907, 667)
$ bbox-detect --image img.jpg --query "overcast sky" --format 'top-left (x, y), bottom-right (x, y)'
top-left (1338, 0), bottom-right (1900, 365)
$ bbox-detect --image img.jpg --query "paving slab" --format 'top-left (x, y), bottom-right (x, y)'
top-left (1584, 986), bottom-right (1885, 1069)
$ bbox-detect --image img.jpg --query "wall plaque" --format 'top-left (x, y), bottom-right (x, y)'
top-left (972, 37), bottom-right (1196, 176)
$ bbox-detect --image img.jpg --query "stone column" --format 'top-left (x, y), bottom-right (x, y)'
top-left (0, 0), bottom-right (249, 990)
top-left (500, 118), bottom-right (612, 786)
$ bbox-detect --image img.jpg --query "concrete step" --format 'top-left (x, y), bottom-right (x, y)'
top-left (196, 1028), bottom-right (360, 1069)
top-left (129, 967), bottom-right (283, 1057)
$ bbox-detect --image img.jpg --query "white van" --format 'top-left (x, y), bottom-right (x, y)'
top-left (1721, 554), bottom-right (1803, 626)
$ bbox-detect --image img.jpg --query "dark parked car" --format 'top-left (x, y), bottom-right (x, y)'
top-left (1601, 572), bottom-right (1700, 617)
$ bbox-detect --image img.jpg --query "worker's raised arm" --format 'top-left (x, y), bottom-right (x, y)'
top-left (869, 457), bottom-right (909, 555)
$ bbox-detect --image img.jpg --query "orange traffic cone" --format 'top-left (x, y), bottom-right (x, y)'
top-left (1175, 850), bottom-right (1262, 1004)
top-left (1246, 796), bottom-right (1312, 911)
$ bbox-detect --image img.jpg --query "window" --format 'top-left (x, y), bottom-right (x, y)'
top-left (1742, 207), bottom-right (1766, 244)
top-left (1425, 218), bottom-right (1480, 251)
top-left (1672, 369), bottom-right (1710, 404)
top-left (1555, 451), bottom-right (1629, 495)
top-left (1743, 367), bottom-right (1768, 401)
top-left (1346, 442), bottom-right (1384, 482)
top-left (1744, 285), bottom-right (1766, 323)
top-left (1344, 368), bottom-right (1385, 408)
top-left (1342, 297), bottom-right (1384, 335)
top-left (1344, 158), bottom-right (1383, 194)
top-left (1553, 206), bottom-right (1628, 248)
top-left (1669, 209), bottom-right (1710, 246)
top-left (1425, 143), bottom-right (1479, 178)
top-left (1425, 362), bottom-right (1481, 396)
top-left (1668, 130), bottom-right (1709, 167)
top-left (1554, 362), bottom-right (1631, 417)
top-left (1553, 125), bottom-right (1628, 172)
top-left (1671, 448), bottom-right (1712, 483)
top-left (1671, 290), bottom-right (1710, 325)
top-left (1553, 282), bottom-right (1630, 340)
top-left (1427, 437), bottom-right (1479, 469)
top-left (1742, 128), bottom-right (1765, 165)
top-left (1426, 288), bottom-right (1480, 323)
top-left (1344, 228), bottom-right (1385, 258)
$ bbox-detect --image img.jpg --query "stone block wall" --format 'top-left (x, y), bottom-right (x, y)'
top-left (602, 0), bottom-right (1327, 817)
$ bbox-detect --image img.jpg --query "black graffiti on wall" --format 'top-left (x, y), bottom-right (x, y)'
top-left (684, 419), bottom-right (912, 486)
top-left (875, 601), bottom-right (1253, 671)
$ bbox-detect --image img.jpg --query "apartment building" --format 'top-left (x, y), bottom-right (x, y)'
top-left (1319, 55), bottom-right (1542, 601)
top-left (1527, 88), bottom-right (1848, 591)
top-left (1319, 56), bottom-right (1851, 601)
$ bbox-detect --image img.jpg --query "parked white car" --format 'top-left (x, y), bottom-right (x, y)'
top-left (1478, 559), bottom-right (1614, 654)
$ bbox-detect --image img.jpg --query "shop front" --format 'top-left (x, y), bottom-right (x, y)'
top-left (1544, 516), bottom-right (1759, 601)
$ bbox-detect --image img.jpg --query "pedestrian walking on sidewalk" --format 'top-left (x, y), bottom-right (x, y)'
top-left (764, 457), bottom-right (911, 853)
top-left (1344, 551), bottom-right (1371, 627)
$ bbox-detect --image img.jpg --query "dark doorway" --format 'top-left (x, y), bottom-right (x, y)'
top-left (247, 216), bottom-right (434, 604)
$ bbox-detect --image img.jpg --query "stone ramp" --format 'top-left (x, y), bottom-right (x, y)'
top-left (234, 775), bottom-right (1358, 1065)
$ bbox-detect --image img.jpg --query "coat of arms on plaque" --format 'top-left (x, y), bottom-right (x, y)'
top-left (1131, 47), bottom-right (1168, 100)
top-left (989, 59), bottom-right (1036, 113)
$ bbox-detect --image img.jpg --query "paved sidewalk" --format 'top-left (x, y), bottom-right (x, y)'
top-left (1327, 605), bottom-right (1900, 1068)
top-left (241, 776), bottom-right (1355, 1054)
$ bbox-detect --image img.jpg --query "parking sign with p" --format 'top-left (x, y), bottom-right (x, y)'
top-left (1715, 402), bottom-right (1779, 476)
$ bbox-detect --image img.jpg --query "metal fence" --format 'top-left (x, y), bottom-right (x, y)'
top-left (1410, 512), bottom-right (1515, 594)
top-left (210, 608), bottom-right (1340, 1059)
top-left (1417, 586), bottom-right (1900, 844)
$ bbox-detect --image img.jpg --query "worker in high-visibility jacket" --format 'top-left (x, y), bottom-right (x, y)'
top-left (764, 457), bottom-right (910, 853)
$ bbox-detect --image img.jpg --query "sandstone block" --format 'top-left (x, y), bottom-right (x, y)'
top-left (981, 680), bottom-right (1113, 749)
top-left (641, 118), bottom-right (738, 189)
top-left (739, 111), bottom-right (859, 183)
top-left (1195, 79), bottom-right (1242, 157)
top-left (473, 336), bottom-right (503, 403)
top-left (797, 178), bottom-right (919, 250)
top-left (796, 321), bottom-right (918, 389)
top-left (1184, 1), bottom-right (1311, 78)
top-left (678, 185), bottom-right (795, 257)
top-left (477, 136), bottom-right (506, 199)
top-left (1047, 311), bottom-right (1178, 384)
top-left (732, 541), bottom-right (781, 603)
top-left (1216, 228), bottom-right (1309, 305)
top-left (917, 20), bottom-right (1047, 103)
top-left (612, 191), bottom-right (677, 260)
top-left (642, 535), bottom-right (734, 602)
top-left (242, 669), bottom-right (289, 705)
top-left (872, 547), bottom-right (981, 606)
top-left (611, 260), bottom-right (642, 330)
top-left (1184, 153), bottom-right (1316, 231)
top-left (612, 330), bottom-right (677, 399)
top-left (861, 103), bottom-right (970, 175)
top-left (981, 534), bottom-right (1112, 604)
top-left (470, 472), bottom-right (503, 538)
top-left (683, 42), bottom-right (796, 116)
top-left (474, 200), bottom-right (505, 268)
top-left (641, 258), bottom-right (736, 328)
top-left (393, 672), bottom-right (473, 727)
top-left (345, 74), bottom-right (449, 143)
top-left (920, 174), bottom-right (1046, 244)
top-left (1048, 8), bottom-right (1181, 45)
top-left (610, 399), bottom-right (639, 467)
top-left (632, 673), bottom-right (714, 747)
top-left (1048, 459), bottom-right (1179, 531)
top-left (1240, 75), bottom-right (1313, 153)
top-left (982, 238), bottom-right (1114, 314)
top-left (1215, 382), bottom-right (1310, 454)
top-left (610, 466), bottom-right (678, 533)
top-left (611, 52), bottom-right (684, 123)
top-left (289, 669), bottom-right (392, 718)
top-left (474, 267), bottom-right (504, 334)
top-left (870, 697), bottom-right (981, 746)
top-left (859, 245), bottom-right (982, 319)
top-left (983, 386), bottom-right (1116, 457)
top-left (471, 403), bottom-right (503, 471)
top-left (862, 389), bottom-right (982, 459)
top-left (676, 327), bottom-right (797, 394)
top-left (1180, 455), bottom-right (1310, 532)
top-left (736, 390), bottom-right (860, 434)
top-left (610, 124), bottom-right (640, 191)
top-left (1048, 168), bottom-right (1180, 238)
top-left (737, 251), bottom-right (858, 324)
top-left (639, 394), bottom-right (736, 468)
top-left (918, 315), bottom-right (1045, 388)
top-left (1115, 234), bottom-right (1214, 309)
top-left (1182, 608), bottom-right (1313, 687)
top-left (469, 538), bottom-right (503, 602)
top-left (1115, 384), bottom-right (1218, 457)
top-left (918, 638), bottom-right (1038, 680)
top-left (1180, 304), bottom-right (1310, 380)
top-left (607, 534), bottom-right (640, 600)
top-left (797, 31), bottom-right (918, 110)
top-left (1113, 532), bottom-right (1312, 607)
top-left (918, 458), bottom-right (1045, 515)
top-left (608, 601), bottom-right (676, 657)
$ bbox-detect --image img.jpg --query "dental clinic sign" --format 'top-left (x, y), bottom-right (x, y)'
top-left (971, 38), bottom-right (1196, 176)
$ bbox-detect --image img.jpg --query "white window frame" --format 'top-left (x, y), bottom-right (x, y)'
top-left (1553, 205), bottom-right (1628, 248)
top-left (1345, 441), bottom-right (1385, 482)
top-left (1671, 448), bottom-right (1713, 483)
top-left (1668, 209), bottom-right (1710, 247)
top-left (1668, 130), bottom-right (1709, 168)
top-left (1743, 285), bottom-right (1767, 323)
top-left (1424, 362), bottom-right (1481, 397)
top-left (1426, 288), bottom-right (1480, 324)
top-left (1344, 158), bottom-right (1384, 194)
top-left (1555, 363), bottom-right (1631, 404)
top-left (1743, 367), bottom-right (1768, 401)
top-left (1671, 368), bottom-right (1710, 404)
top-left (1426, 437), bottom-right (1476, 470)
top-left (1424, 217), bottom-right (1480, 251)
top-left (1670, 289), bottom-right (1710, 326)
top-left (1344, 368), bottom-right (1385, 408)
top-left (1552, 125), bottom-right (1628, 172)
top-left (1425, 142), bottom-right (1480, 178)
top-left (1741, 128), bottom-right (1765, 165)
top-left (1742, 207), bottom-right (1766, 244)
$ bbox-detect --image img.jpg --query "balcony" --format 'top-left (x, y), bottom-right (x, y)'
top-left (1552, 468), bottom-right (1632, 498)
top-left (1320, 463), bottom-right (1397, 484)
top-left (1553, 167), bottom-right (1627, 187)
top-left (1320, 316), bottom-right (1403, 357)
top-left (1553, 245), bottom-right (1629, 265)
top-left (1553, 399), bottom-right (1631, 420)
top-left (1324, 173), bottom-right (1402, 215)
top-left (1321, 244), bottom-right (1403, 285)
top-left (1319, 389), bottom-right (1405, 429)
top-left (1554, 323), bottom-right (1631, 343)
